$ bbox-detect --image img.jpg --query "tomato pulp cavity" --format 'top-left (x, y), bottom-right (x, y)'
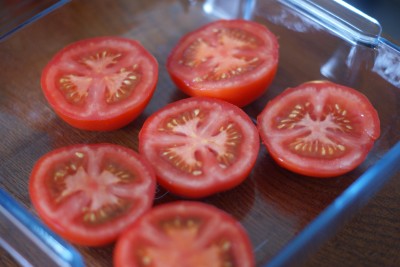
top-left (114, 201), bottom-right (255, 267)
top-left (257, 81), bottom-right (380, 177)
top-left (29, 143), bottom-right (156, 246)
top-left (139, 97), bottom-right (260, 198)
top-left (167, 19), bottom-right (279, 107)
top-left (41, 36), bottom-right (158, 131)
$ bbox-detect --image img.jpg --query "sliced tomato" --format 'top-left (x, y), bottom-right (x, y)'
top-left (139, 97), bottom-right (260, 198)
top-left (41, 36), bottom-right (158, 131)
top-left (29, 143), bottom-right (156, 246)
top-left (257, 80), bottom-right (381, 177)
top-left (114, 201), bottom-right (255, 267)
top-left (166, 19), bottom-right (279, 107)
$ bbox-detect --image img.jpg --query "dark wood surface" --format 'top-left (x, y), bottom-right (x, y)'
top-left (0, 0), bottom-right (399, 266)
top-left (305, 171), bottom-right (400, 267)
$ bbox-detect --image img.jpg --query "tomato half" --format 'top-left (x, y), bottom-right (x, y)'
top-left (257, 81), bottom-right (381, 177)
top-left (114, 201), bottom-right (255, 267)
top-left (166, 19), bottom-right (279, 107)
top-left (29, 143), bottom-right (156, 246)
top-left (41, 36), bottom-right (158, 131)
top-left (139, 97), bottom-right (260, 198)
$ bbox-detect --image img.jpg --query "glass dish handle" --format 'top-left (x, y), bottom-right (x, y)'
top-left (281, 0), bottom-right (400, 86)
top-left (281, 0), bottom-right (382, 47)
top-left (0, 189), bottom-right (84, 267)
top-left (0, 0), bottom-right (70, 41)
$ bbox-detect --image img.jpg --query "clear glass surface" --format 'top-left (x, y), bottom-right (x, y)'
top-left (0, 0), bottom-right (70, 41)
top-left (0, 0), bottom-right (399, 266)
top-left (0, 189), bottom-right (84, 266)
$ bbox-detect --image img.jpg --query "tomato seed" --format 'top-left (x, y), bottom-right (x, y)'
top-left (193, 76), bottom-right (202, 82)
top-left (141, 256), bottom-right (151, 266)
top-left (105, 163), bottom-right (135, 182)
top-left (221, 241), bottom-right (231, 251)
top-left (192, 170), bottom-right (202, 176)
top-left (75, 152), bottom-right (84, 158)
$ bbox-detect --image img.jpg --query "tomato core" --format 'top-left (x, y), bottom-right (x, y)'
top-left (167, 19), bottom-right (279, 107)
top-left (30, 144), bottom-right (156, 246)
top-left (257, 81), bottom-right (380, 177)
top-left (139, 97), bottom-right (260, 198)
top-left (41, 37), bottom-right (158, 131)
top-left (114, 201), bottom-right (255, 267)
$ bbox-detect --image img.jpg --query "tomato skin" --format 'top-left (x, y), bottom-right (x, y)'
top-left (51, 96), bottom-right (153, 131)
top-left (114, 201), bottom-right (255, 267)
top-left (51, 99), bottom-right (153, 131)
top-left (167, 19), bottom-right (279, 107)
top-left (257, 81), bottom-right (380, 178)
top-left (139, 97), bottom-right (260, 198)
top-left (41, 36), bottom-right (158, 131)
top-left (29, 143), bottom-right (156, 246)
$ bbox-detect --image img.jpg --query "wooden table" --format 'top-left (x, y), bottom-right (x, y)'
top-left (0, 0), bottom-right (399, 266)
top-left (306, 171), bottom-right (400, 267)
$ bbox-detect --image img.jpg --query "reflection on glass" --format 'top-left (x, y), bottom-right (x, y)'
top-left (203, 0), bottom-right (255, 19)
top-left (0, 189), bottom-right (84, 267)
top-left (0, 0), bottom-right (69, 41)
top-left (373, 39), bottom-right (400, 87)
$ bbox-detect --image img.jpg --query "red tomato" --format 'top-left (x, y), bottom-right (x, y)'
top-left (139, 97), bottom-right (260, 198)
top-left (41, 36), bottom-right (158, 131)
top-left (257, 81), bottom-right (381, 177)
top-left (29, 143), bottom-right (156, 246)
top-left (114, 201), bottom-right (255, 267)
top-left (166, 19), bottom-right (279, 107)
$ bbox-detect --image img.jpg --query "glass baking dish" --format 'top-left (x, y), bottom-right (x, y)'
top-left (0, 0), bottom-right (70, 41)
top-left (0, 0), bottom-right (399, 266)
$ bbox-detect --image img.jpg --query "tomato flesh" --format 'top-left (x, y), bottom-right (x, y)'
top-left (41, 36), bottom-right (158, 131)
top-left (167, 19), bottom-right (279, 107)
top-left (257, 81), bottom-right (380, 177)
top-left (114, 201), bottom-right (255, 267)
top-left (29, 143), bottom-right (156, 246)
top-left (139, 97), bottom-right (259, 198)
